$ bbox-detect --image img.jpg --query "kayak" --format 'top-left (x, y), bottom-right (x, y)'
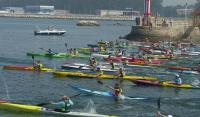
top-left (27, 52), bottom-right (68, 58)
top-left (167, 66), bottom-right (192, 71)
top-left (132, 80), bottom-right (200, 89)
top-left (53, 71), bottom-right (157, 81)
top-left (70, 85), bottom-right (149, 100)
top-left (61, 64), bottom-right (117, 72)
top-left (0, 100), bottom-right (116, 117)
top-left (27, 52), bottom-right (90, 58)
top-left (92, 53), bottom-right (110, 58)
top-left (3, 65), bottom-right (53, 72)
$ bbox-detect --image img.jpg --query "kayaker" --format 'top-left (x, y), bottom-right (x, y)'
top-left (91, 58), bottom-right (97, 68)
top-left (50, 95), bottom-right (74, 112)
top-left (47, 49), bottom-right (53, 54)
top-left (69, 48), bottom-right (73, 55)
top-left (96, 67), bottom-right (104, 77)
top-left (34, 61), bottom-right (43, 70)
top-left (99, 46), bottom-right (105, 52)
top-left (73, 48), bottom-right (78, 55)
top-left (117, 67), bottom-right (125, 78)
top-left (108, 83), bottom-right (123, 101)
top-left (174, 74), bottom-right (182, 85)
top-left (157, 111), bottom-right (173, 117)
top-left (110, 60), bottom-right (115, 70)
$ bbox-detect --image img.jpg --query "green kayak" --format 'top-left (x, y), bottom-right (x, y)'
top-left (27, 52), bottom-right (90, 58)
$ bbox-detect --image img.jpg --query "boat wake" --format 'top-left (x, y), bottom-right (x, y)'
top-left (83, 99), bottom-right (96, 113)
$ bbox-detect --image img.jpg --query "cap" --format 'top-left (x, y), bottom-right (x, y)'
top-left (175, 74), bottom-right (179, 77)
top-left (62, 95), bottom-right (69, 100)
top-left (96, 67), bottom-right (100, 70)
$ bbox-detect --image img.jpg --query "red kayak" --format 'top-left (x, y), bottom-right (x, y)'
top-left (104, 57), bottom-right (144, 62)
top-left (3, 65), bottom-right (52, 71)
top-left (132, 80), bottom-right (200, 89)
top-left (132, 80), bottom-right (161, 86)
top-left (167, 66), bottom-right (191, 71)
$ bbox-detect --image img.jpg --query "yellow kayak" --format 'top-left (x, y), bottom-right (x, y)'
top-left (53, 71), bottom-right (157, 81)
top-left (0, 100), bottom-right (117, 117)
top-left (3, 65), bottom-right (53, 72)
top-left (161, 82), bottom-right (200, 89)
top-left (133, 80), bottom-right (200, 89)
top-left (0, 101), bottom-right (42, 113)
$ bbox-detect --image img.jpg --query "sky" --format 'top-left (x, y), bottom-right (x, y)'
top-left (162, 0), bottom-right (197, 6)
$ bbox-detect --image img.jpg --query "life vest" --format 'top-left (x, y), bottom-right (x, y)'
top-left (114, 87), bottom-right (122, 96)
top-left (97, 70), bottom-right (103, 76)
top-left (118, 71), bottom-right (125, 77)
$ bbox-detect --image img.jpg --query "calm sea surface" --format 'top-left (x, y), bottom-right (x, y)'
top-left (0, 17), bottom-right (200, 117)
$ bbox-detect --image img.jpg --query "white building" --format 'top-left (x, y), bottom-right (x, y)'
top-left (98, 10), bottom-right (140, 17)
top-left (176, 9), bottom-right (193, 15)
top-left (24, 5), bottom-right (55, 15)
top-left (2, 7), bottom-right (24, 14)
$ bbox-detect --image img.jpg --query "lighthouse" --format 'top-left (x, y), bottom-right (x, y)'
top-left (143, 0), bottom-right (151, 26)
top-left (144, 0), bottom-right (151, 16)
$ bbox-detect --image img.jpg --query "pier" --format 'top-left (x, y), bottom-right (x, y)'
top-left (0, 13), bottom-right (135, 21)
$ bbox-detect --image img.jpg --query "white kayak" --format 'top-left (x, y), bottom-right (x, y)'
top-left (42, 108), bottom-right (116, 117)
top-left (61, 63), bottom-right (118, 72)
top-left (91, 53), bottom-right (110, 58)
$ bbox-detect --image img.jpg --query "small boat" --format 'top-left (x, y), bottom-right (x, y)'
top-left (132, 80), bottom-right (200, 89)
top-left (53, 71), bottom-right (157, 81)
top-left (77, 20), bottom-right (100, 26)
top-left (70, 85), bottom-right (149, 100)
top-left (34, 26), bottom-right (66, 36)
top-left (0, 100), bottom-right (115, 117)
top-left (3, 65), bottom-right (53, 72)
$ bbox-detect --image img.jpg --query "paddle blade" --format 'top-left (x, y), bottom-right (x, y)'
top-left (157, 97), bottom-right (161, 110)
top-left (36, 102), bottom-right (49, 106)
top-left (65, 43), bottom-right (67, 48)
top-left (97, 80), bottom-right (103, 85)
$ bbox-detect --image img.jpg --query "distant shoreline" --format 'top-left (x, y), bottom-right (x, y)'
top-left (0, 13), bottom-right (135, 21)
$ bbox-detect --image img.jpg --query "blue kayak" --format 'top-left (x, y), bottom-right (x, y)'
top-left (70, 85), bottom-right (149, 100)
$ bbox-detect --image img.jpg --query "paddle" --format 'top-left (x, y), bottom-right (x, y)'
top-left (32, 55), bottom-right (35, 67)
top-left (157, 97), bottom-right (161, 111)
top-left (65, 43), bottom-right (68, 49)
top-left (36, 93), bottom-right (82, 106)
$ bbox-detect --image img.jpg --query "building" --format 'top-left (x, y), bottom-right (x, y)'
top-left (176, 9), bottom-right (193, 16)
top-left (2, 7), bottom-right (24, 14)
top-left (24, 5), bottom-right (55, 15)
top-left (98, 10), bottom-right (140, 17)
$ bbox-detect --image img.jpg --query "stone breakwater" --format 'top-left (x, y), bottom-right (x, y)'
top-left (0, 13), bottom-right (135, 21)
top-left (123, 18), bottom-right (200, 43)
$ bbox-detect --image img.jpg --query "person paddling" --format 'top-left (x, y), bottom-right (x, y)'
top-left (174, 74), bottom-right (182, 85)
top-left (47, 48), bottom-right (53, 54)
top-left (34, 60), bottom-right (43, 70)
top-left (50, 95), bottom-right (74, 112)
top-left (117, 67), bottom-right (125, 78)
top-left (110, 60), bottom-right (115, 70)
top-left (96, 67), bottom-right (104, 77)
top-left (91, 58), bottom-right (97, 69)
top-left (108, 83), bottom-right (123, 101)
